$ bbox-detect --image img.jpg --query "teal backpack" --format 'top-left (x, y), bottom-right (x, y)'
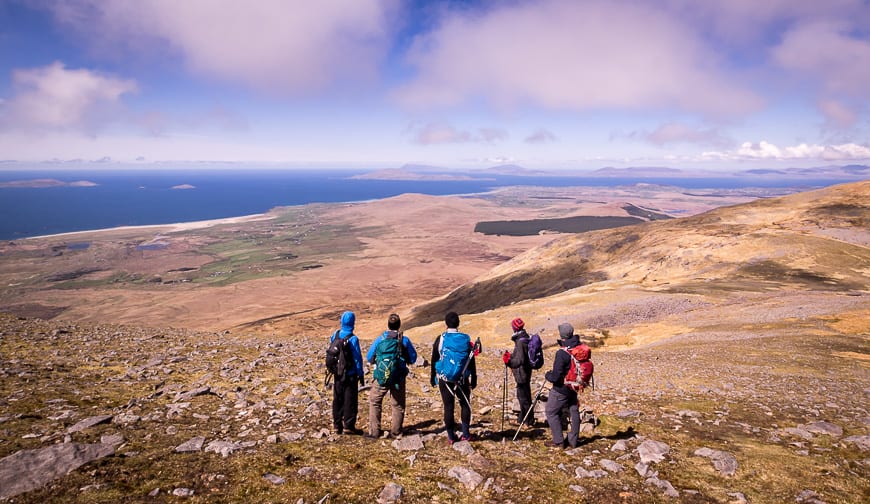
top-left (372, 331), bottom-right (403, 388)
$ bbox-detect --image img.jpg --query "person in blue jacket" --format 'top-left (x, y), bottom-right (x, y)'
top-left (365, 313), bottom-right (417, 438)
top-left (329, 311), bottom-right (365, 435)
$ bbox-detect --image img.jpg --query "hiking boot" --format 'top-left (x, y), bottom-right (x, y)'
top-left (460, 434), bottom-right (474, 442)
top-left (364, 432), bottom-right (378, 440)
top-left (344, 427), bottom-right (364, 436)
top-left (546, 440), bottom-right (564, 449)
top-left (334, 425), bottom-right (343, 435)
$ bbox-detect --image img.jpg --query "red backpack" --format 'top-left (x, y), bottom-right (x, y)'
top-left (563, 344), bottom-right (594, 392)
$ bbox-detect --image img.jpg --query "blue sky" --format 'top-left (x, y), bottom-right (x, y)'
top-left (1, 0), bottom-right (869, 171)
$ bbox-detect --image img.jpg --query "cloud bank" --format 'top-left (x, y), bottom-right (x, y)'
top-left (394, 0), bottom-right (763, 118)
top-left (704, 141), bottom-right (870, 162)
top-left (0, 61), bottom-right (137, 131)
top-left (46, 0), bottom-right (398, 95)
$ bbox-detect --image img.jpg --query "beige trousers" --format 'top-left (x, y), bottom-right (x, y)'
top-left (368, 378), bottom-right (407, 437)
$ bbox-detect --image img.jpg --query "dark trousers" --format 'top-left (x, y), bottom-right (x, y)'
top-left (516, 381), bottom-right (533, 425)
top-left (545, 388), bottom-right (579, 447)
top-left (332, 376), bottom-right (359, 431)
top-left (438, 380), bottom-right (471, 440)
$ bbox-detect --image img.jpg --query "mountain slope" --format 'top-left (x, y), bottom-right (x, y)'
top-left (406, 180), bottom-right (870, 328)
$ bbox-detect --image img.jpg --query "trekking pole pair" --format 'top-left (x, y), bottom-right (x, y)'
top-left (512, 380), bottom-right (547, 442)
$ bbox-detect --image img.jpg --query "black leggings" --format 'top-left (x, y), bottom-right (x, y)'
top-left (516, 381), bottom-right (533, 424)
top-left (438, 380), bottom-right (471, 438)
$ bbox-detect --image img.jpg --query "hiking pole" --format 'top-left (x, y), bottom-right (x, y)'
top-left (501, 364), bottom-right (508, 432)
top-left (451, 338), bottom-right (482, 421)
top-left (513, 381), bottom-right (547, 442)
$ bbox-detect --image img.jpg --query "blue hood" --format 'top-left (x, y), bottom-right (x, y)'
top-left (340, 311), bottom-right (356, 336)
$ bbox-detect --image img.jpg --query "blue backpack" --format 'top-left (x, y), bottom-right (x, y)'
top-left (528, 333), bottom-right (544, 370)
top-left (435, 332), bottom-right (471, 383)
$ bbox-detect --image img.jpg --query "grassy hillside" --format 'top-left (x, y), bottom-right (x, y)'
top-left (406, 181), bottom-right (870, 328)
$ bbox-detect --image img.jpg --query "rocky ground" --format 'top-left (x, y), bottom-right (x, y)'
top-left (1, 302), bottom-right (867, 503)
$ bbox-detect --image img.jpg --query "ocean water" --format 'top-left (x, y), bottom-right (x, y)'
top-left (0, 168), bottom-right (854, 240)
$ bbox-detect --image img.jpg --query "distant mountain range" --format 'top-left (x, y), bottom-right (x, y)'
top-left (353, 164), bottom-right (870, 180)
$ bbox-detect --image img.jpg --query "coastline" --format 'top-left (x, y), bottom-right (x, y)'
top-left (23, 212), bottom-right (275, 241)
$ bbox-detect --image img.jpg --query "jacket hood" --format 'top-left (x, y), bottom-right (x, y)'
top-left (340, 311), bottom-right (356, 333)
top-left (560, 334), bottom-right (581, 348)
top-left (511, 328), bottom-right (528, 342)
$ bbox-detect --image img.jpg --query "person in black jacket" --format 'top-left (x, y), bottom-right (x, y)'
top-left (544, 322), bottom-right (582, 448)
top-left (430, 312), bottom-right (478, 444)
top-left (502, 317), bottom-right (534, 427)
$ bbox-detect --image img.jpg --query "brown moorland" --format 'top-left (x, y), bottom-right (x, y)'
top-left (0, 181), bottom-right (867, 503)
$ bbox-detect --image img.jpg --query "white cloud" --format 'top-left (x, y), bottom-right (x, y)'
top-left (704, 140), bottom-right (870, 161)
top-left (478, 127), bottom-right (508, 143)
top-left (394, 0), bottom-right (762, 118)
top-left (409, 122), bottom-right (508, 145)
top-left (643, 123), bottom-right (731, 147)
top-left (817, 99), bottom-right (859, 129)
top-left (772, 20), bottom-right (870, 98)
top-left (0, 61), bottom-right (137, 131)
top-left (525, 128), bottom-right (557, 144)
top-left (666, 0), bottom-right (869, 47)
top-left (411, 123), bottom-right (471, 145)
top-left (45, 0), bottom-right (398, 95)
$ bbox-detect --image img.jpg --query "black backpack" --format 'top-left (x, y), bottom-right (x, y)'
top-left (325, 330), bottom-right (353, 380)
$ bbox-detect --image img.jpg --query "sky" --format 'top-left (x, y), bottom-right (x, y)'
top-left (1, 0), bottom-right (869, 172)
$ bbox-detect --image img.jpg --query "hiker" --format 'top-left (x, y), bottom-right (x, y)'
top-left (366, 313), bottom-right (417, 439)
top-left (328, 311), bottom-right (365, 435)
top-left (544, 322), bottom-right (583, 448)
top-left (430, 311), bottom-right (477, 444)
top-left (502, 317), bottom-right (535, 427)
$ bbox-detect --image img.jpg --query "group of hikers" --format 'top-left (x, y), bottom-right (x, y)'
top-left (325, 310), bottom-right (594, 448)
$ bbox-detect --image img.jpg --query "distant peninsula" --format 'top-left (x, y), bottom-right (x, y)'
top-left (0, 179), bottom-right (98, 188)
top-left (350, 168), bottom-right (479, 181)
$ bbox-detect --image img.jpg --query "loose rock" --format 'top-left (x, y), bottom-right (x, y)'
top-left (67, 415), bottom-right (113, 433)
top-left (447, 466), bottom-right (484, 490)
top-left (175, 436), bottom-right (206, 453)
top-left (637, 440), bottom-right (670, 464)
top-left (377, 482), bottom-right (404, 504)
top-left (0, 443), bottom-right (115, 499)
top-left (694, 447), bottom-right (738, 476)
top-left (392, 434), bottom-right (424, 451)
